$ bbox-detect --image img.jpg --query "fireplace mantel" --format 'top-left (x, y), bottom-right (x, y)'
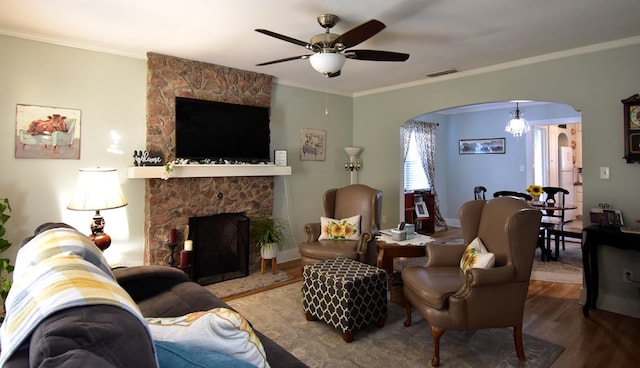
top-left (127, 164), bottom-right (292, 179)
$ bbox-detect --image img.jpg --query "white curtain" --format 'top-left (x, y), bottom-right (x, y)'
top-left (403, 120), bottom-right (447, 230)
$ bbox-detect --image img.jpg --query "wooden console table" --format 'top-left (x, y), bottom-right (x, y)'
top-left (582, 225), bottom-right (640, 317)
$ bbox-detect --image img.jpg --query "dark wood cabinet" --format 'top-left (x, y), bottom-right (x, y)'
top-left (404, 191), bottom-right (435, 234)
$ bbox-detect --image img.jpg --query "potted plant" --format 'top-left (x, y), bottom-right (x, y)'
top-left (0, 198), bottom-right (14, 319)
top-left (251, 216), bottom-right (286, 259)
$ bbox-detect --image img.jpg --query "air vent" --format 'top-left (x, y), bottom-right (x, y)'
top-left (426, 68), bottom-right (458, 78)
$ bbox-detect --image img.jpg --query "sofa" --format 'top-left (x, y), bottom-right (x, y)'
top-left (0, 222), bottom-right (306, 368)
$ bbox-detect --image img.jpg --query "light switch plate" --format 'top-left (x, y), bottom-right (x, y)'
top-left (600, 166), bottom-right (610, 179)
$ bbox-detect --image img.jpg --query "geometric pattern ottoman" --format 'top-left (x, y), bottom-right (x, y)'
top-left (302, 257), bottom-right (387, 342)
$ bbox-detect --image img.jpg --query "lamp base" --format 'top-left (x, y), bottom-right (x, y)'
top-left (90, 232), bottom-right (112, 251)
top-left (89, 210), bottom-right (111, 251)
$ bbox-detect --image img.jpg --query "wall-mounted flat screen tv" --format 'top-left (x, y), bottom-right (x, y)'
top-left (175, 97), bottom-right (271, 163)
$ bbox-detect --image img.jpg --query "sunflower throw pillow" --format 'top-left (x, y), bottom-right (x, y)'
top-left (459, 237), bottom-right (495, 273)
top-left (318, 215), bottom-right (361, 240)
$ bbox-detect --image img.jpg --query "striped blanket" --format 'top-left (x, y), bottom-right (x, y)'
top-left (0, 227), bottom-right (154, 366)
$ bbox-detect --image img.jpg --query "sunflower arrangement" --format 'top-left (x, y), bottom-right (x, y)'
top-left (525, 185), bottom-right (544, 197)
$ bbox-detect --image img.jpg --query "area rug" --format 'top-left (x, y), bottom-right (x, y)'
top-left (395, 237), bottom-right (583, 284)
top-left (204, 270), bottom-right (292, 299)
top-left (228, 282), bottom-right (564, 368)
top-left (530, 240), bottom-right (583, 284)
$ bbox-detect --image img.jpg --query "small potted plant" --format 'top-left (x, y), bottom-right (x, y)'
top-left (251, 216), bottom-right (286, 259)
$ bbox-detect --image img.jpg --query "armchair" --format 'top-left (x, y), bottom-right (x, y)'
top-left (401, 197), bottom-right (542, 367)
top-left (298, 184), bottom-right (382, 266)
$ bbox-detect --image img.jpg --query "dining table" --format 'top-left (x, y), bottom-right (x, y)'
top-left (528, 201), bottom-right (577, 261)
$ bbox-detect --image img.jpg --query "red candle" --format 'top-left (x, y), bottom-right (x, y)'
top-left (180, 250), bottom-right (191, 268)
top-left (169, 228), bottom-right (177, 244)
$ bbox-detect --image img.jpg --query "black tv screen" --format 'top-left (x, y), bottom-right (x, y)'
top-left (175, 97), bottom-right (271, 163)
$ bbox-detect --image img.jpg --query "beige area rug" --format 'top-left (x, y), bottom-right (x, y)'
top-left (204, 270), bottom-right (292, 299)
top-left (530, 240), bottom-right (583, 284)
top-left (228, 281), bottom-right (564, 368)
top-left (395, 238), bottom-right (583, 284)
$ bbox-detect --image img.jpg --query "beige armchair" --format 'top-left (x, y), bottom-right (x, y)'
top-left (402, 197), bottom-right (542, 367)
top-left (298, 184), bottom-right (382, 267)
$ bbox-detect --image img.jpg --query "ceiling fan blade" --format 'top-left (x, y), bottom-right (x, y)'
top-left (331, 19), bottom-right (386, 49)
top-left (256, 54), bottom-right (311, 66)
top-left (347, 49), bottom-right (410, 62)
top-left (255, 29), bottom-right (314, 49)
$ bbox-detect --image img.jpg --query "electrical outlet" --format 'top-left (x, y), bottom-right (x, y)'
top-left (623, 269), bottom-right (633, 283)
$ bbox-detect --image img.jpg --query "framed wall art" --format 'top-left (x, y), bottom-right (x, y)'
top-left (300, 128), bottom-right (326, 161)
top-left (459, 138), bottom-right (505, 155)
top-left (15, 104), bottom-right (82, 159)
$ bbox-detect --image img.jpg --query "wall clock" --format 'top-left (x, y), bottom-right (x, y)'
top-left (622, 94), bottom-right (640, 163)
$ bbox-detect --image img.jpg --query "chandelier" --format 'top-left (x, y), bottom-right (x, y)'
top-left (504, 102), bottom-right (530, 138)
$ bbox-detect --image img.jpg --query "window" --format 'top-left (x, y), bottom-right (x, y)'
top-left (404, 133), bottom-right (430, 191)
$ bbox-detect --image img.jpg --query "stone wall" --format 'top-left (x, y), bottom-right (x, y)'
top-left (145, 52), bottom-right (274, 270)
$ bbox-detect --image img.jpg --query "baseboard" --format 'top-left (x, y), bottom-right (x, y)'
top-left (597, 293), bottom-right (640, 319)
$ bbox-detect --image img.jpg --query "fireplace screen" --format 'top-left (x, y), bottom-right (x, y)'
top-left (188, 212), bottom-right (249, 285)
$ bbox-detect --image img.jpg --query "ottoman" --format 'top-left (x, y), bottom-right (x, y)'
top-left (302, 258), bottom-right (387, 342)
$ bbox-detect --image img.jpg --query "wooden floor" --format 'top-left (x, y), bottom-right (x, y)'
top-left (274, 226), bottom-right (640, 368)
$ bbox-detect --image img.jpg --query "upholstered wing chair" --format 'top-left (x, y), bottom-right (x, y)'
top-left (401, 197), bottom-right (542, 367)
top-left (298, 184), bottom-right (382, 267)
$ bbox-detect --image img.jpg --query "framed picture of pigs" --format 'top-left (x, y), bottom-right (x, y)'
top-left (15, 104), bottom-right (82, 159)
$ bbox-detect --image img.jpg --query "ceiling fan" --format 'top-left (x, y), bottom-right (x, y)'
top-left (255, 14), bottom-right (410, 77)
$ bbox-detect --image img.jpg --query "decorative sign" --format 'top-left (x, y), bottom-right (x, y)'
top-left (274, 150), bottom-right (287, 166)
top-left (133, 150), bottom-right (163, 166)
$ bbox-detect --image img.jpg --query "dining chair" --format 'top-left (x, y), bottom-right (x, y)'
top-left (492, 190), bottom-right (532, 201)
top-left (473, 186), bottom-right (487, 200)
top-left (541, 186), bottom-right (570, 256)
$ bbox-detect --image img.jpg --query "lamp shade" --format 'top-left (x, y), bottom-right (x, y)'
top-left (310, 53), bottom-right (346, 74)
top-left (67, 167), bottom-right (128, 211)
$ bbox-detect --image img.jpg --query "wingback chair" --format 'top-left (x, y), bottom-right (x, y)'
top-left (401, 197), bottom-right (542, 367)
top-left (298, 184), bottom-right (382, 267)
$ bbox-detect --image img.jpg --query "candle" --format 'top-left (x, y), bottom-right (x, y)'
top-left (184, 240), bottom-right (193, 251)
top-left (169, 228), bottom-right (177, 244)
top-left (180, 250), bottom-right (191, 268)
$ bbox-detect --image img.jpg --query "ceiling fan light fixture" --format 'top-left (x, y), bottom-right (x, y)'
top-left (310, 53), bottom-right (346, 75)
top-left (504, 102), bottom-right (531, 138)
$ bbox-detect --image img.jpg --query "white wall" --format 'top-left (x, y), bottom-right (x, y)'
top-left (0, 35), bottom-right (147, 266)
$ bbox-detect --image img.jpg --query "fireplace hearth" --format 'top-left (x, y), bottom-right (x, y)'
top-left (188, 212), bottom-right (250, 285)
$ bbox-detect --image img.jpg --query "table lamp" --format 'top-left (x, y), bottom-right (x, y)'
top-left (67, 167), bottom-right (128, 251)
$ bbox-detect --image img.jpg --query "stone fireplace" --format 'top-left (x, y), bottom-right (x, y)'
top-left (144, 52), bottom-right (274, 272)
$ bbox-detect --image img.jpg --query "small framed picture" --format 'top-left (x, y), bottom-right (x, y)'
top-left (274, 150), bottom-right (287, 166)
top-left (459, 138), bottom-right (506, 154)
top-left (415, 202), bottom-right (430, 218)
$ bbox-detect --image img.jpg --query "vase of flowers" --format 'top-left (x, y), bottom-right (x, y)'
top-left (526, 185), bottom-right (544, 201)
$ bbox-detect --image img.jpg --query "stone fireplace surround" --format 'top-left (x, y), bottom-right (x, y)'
top-left (144, 52), bottom-right (274, 273)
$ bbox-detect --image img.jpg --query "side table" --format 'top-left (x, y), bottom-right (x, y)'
top-left (582, 225), bottom-right (640, 316)
top-left (376, 233), bottom-right (435, 275)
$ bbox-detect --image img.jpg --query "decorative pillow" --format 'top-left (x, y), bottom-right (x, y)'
top-left (146, 308), bottom-right (270, 368)
top-left (318, 215), bottom-right (361, 240)
top-left (154, 341), bottom-right (256, 368)
top-left (459, 237), bottom-right (495, 272)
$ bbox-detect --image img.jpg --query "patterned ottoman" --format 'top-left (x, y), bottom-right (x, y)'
top-left (302, 257), bottom-right (387, 342)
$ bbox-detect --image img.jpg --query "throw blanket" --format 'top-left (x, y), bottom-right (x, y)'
top-left (0, 227), bottom-right (154, 366)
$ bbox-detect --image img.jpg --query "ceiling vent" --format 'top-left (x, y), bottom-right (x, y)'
top-left (426, 68), bottom-right (458, 78)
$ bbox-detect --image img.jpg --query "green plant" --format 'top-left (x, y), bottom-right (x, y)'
top-left (251, 216), bottom-right (286, 249)
top-left (0, 198), bottom-right (14, 310)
